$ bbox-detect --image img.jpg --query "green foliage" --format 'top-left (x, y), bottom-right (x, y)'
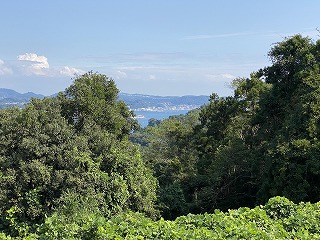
top-left (264, 196), bottom-right (296, 219)
top-left (132, 34), bottom-right (320, 218)
top-left (2, 34), bottom-right (320, 238)
top-left (2, 196), bottom-right (320, 239)
top-left (253, 35), bottom-right (320, 203)
top-left (191, 76), bottom-right (270, 212)
top-left (179, 35), bottom-right (320, 213)
top-left (57, 71), bottom-right (138, 139)
top-left (0, 72), bottom-right (158, 236)
top-left (132, 110), bottom-right (200, 219)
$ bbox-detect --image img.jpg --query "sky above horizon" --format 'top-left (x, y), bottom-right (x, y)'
top-left (0, 1), bottom-right (319, 96)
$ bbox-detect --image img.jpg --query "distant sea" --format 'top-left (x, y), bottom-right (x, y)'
top-left (134, 110), bottom-right (190, 127)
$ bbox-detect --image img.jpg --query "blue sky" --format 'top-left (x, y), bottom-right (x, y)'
top-left (0, 1), bottom-right (319, 96)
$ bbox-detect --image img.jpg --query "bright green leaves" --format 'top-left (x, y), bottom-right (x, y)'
top-left (58, 71), bottom-right (137, 139)
top-left (264, 196), bottom-right (296, 220)
top-left (7, 196), bottom-right (320, 239)
top-left (0, 72), bottom-right (158, 236)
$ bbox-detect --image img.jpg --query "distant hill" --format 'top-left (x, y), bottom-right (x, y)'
top-left (0, 88), bottom-right (45, 108)
top-left (119, 93), bottom-right (209, 111)
top-left (0, 88), bottom-right (209, 111)
top-left (0, 88), bottom-right (44, 99)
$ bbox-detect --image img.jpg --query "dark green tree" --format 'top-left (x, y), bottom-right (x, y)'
top-left (136, 110), bottom-right (200, 219)
top-left (253, 35), bottom-right (320, 203)
top-left (192, 75), bottom-right (271, 212)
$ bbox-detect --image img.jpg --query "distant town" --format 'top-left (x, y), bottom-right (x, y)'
top-left (0, 88), bottom-right (210, 112)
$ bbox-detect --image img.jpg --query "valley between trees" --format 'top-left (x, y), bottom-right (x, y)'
top-left (1, 34), bottom-right (320, 239)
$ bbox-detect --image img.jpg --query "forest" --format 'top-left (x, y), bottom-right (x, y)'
top-left (0, 34), bottom-right (320, 239)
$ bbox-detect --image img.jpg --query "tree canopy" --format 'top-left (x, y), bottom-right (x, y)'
top-left (135, 34), bottom-right (320, 218)
top-left (0, 73), bottom-right (158, 236)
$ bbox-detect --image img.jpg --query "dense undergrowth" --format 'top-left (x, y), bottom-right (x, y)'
top-left (0, 196), bottom-right (319, 239)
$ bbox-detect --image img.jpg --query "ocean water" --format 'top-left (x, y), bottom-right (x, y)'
top-left (134, 110), bottom-right (190, 127)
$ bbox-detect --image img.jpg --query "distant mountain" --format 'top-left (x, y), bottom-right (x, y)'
top-left (119, 93), bottom-right (209, 111)
top-left (0, 88), bottom-right (45, 108)
top-left (0, 88), bottom-right (209, 111)
top-left (0, 88), bottom-right (44, 99)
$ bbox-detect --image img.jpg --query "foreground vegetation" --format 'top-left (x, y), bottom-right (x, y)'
top-left (1, 196), bottom-right (320, 239)
top-left (1, 34), bottom-right (320, 238)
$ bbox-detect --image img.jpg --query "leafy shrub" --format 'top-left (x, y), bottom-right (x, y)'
top-left (264, 196), bottom-right (296, 219)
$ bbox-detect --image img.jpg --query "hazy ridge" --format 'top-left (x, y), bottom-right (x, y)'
top-left (0, 88), bottom-right (209, 111)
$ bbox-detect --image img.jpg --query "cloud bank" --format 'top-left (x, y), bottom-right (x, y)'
top-left (59, 66), bottom-right (85, 76)
top-left (17, 53), bottom-right (49, 75)
top-left (0, 53), bottom-right (85, 77)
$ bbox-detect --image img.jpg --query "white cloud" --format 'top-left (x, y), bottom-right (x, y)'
top-left (17, 53), bottom-right (49, 75)
top-left (221, 73), bottom-right (236, 79)
top-left (60, 66), bottom-right (85, 76)
top-left (17, 53), bottom-right (49, 68)
top-left (205, 73), bottom-right (236, 81)
top-left (0, 59), bottom-right (12, 75)
top-left (114, 70), bottom-right (127, 79)
top-left (149, 74), bottom-right (156, 80)
top-left (15, 52), bottom-right (85, 77)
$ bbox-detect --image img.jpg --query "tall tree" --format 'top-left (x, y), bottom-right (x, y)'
top-left (253, 35), bottom-right (320, 203)
top-left (57, 71), bottom-right (138, 139)
top-left (193, 75), bottom-right (270, 212)
top-left (0, 73), bottom-right (158, 235)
